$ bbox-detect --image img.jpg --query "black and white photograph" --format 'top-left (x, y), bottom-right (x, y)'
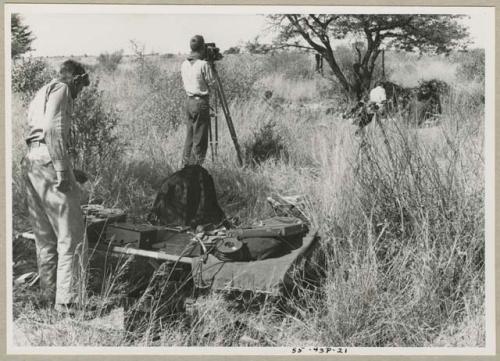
top-left (4, 4), bottom-right (495, 355)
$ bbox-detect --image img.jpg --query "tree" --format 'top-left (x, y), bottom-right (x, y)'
top-left (269, 15), bottom-right (469, 99)
top-left (11, 14), bottom-right (35, 59)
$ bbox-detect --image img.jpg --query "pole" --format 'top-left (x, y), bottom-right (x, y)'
top-left (209, 114), bottom-right (214, 162)
top-left (214, 92), bottom-right (219, 158)
top-left (209, 62), bottom-right (244, 167)
top-left (382, 50), bottom-right (385, 80)
top-left (19, 231), bottom-right (193, 265)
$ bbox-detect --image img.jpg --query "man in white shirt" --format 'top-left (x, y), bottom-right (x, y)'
top-left (369, 81), bottom-right (387, 108)
top-left (180, 35), bottom-right (215, 166)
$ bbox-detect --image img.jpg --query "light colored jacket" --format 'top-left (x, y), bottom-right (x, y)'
top-left (26, 80), bottom-right (73, 172)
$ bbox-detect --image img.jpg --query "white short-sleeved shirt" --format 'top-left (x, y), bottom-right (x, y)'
top-left (181, 59), bottom-right (214, 97)
top-left (369, 86), bottom-right (387, 105)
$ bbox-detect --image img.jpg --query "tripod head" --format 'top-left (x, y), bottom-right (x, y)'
top-left (204, 43), bottom-right (223, 63)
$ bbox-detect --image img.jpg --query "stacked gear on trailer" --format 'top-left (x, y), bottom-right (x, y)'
top-left (17, 165), bottom-right (320, 319)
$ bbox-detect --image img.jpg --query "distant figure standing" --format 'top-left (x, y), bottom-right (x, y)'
top-left (180, 35), bottom-right (215, 166)
top-left (23, 60), bottom-right (90, 311)
top-left (315, 53), bottom-right (323, 74)
top-left (369, 81), bottom-right (387, 109)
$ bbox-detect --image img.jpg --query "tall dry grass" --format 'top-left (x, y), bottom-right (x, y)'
top-left (11, 50), bottom-right (485, 347)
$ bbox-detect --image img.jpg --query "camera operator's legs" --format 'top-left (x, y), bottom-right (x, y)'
top-left (191, 112), bottom-right (209, 165)
top-left (182, 121), bottom-right (194, 167)
top-left (183, 97), bottom-right (210, 166)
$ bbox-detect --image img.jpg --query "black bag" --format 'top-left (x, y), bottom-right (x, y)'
top-left (148, 165), bottom-right (226, 228)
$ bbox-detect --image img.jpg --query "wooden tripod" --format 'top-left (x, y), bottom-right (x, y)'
top-left (209, 62), bottom-right (244, 167)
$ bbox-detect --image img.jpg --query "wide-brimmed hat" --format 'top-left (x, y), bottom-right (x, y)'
top-left (188, 35), bottom-right (205, 59)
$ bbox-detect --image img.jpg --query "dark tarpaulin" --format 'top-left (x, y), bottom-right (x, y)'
top-left (191, 229), bottom-right (320, 296)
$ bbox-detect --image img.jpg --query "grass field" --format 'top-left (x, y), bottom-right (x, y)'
top-left (10, 50), bottom-right (486, 347)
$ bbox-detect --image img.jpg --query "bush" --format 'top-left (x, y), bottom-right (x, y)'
top-left (12, 57), bottom-right (54, 104)
top-left (224, 46), bottom-right (241, 55)
top-left (218, 55), bottom-right (265, 101)
top-left (124, 63), bottom-right (186, 132)
top-left (70, 78), bottom-right (121, 175)
top-left (97, 50), bottom-right (123, 73)
top-left (244, 120), bottom-right (289, 165)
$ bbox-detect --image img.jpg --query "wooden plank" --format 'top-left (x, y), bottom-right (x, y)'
top-left (19, 232), bottom-right (193, 265)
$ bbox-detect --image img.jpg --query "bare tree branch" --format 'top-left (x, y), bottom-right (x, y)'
top-left (286, 15), bottom-right (325, 53)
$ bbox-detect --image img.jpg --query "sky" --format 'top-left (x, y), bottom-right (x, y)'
top-left (17, 13), bottom-right (272, 57)
top-left (9, 6), bottom-right (490, 57)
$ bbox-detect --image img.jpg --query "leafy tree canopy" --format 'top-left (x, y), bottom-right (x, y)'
top-left (268, 14), bottom-right (470, 98)
top-left (11, 14), bottom-right (35, 59)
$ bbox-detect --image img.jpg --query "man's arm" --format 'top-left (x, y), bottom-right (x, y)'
top-left (43, 83), bottom-right (72, 191)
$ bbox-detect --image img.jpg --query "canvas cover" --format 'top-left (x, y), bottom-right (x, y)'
top-left (191, 229), bottom-right (319, 296)
top-left (148, 165), bottom-right (226, 228)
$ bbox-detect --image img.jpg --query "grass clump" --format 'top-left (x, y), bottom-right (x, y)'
top-left (244, 120), bottom-right (289, 165)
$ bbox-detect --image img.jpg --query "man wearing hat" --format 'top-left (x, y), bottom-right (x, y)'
top-left (23, 59), bottom-right (90, 312)
top-left (180, 34), bottom-right (215, 166)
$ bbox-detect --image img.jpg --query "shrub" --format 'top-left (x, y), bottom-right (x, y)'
top-left (244, 120), bottom-right (289, 165)
top-left (11, 57), bottom-right (54, 104)
top-left (97, 50), bottom-right (123, 73)
top-left (124, 63), bottom-right (186, 133)
top-left (217, 55), bottom-right (265, 101)
top-left (224, 46), bottom-right (241, 55)
top-left (70, 78), bottom-right (121, 175)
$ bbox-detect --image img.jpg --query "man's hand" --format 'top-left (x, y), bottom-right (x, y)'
top-left (56, 171), bottom-right (72, 192)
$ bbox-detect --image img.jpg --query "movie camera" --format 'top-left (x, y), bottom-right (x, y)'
top-left (204, 42), bottom-right (223, 62)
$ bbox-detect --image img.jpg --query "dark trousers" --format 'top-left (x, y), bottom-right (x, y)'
top-left (183, 96), bottom-right (210, 166)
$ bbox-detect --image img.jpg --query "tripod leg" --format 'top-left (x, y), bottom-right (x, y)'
top-left (209, 114), bottom-right (214, 162)
top-left (214, 93), bottom-right (218, 158)
top-left (215, 100), bottom-right (219, 158)
top-left (210, 63), bottom-right (244, 166)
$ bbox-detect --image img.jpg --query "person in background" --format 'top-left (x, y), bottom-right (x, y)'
top-left (180, 34), bottom-right (215, 166)
top-left (369, 80), bottom-right (387, 112)
top-left (23, 59), bottom-right (90, 313)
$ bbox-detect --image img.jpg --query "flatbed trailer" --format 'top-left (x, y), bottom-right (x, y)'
top-left (15, 204), bottom-right (321, 298)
